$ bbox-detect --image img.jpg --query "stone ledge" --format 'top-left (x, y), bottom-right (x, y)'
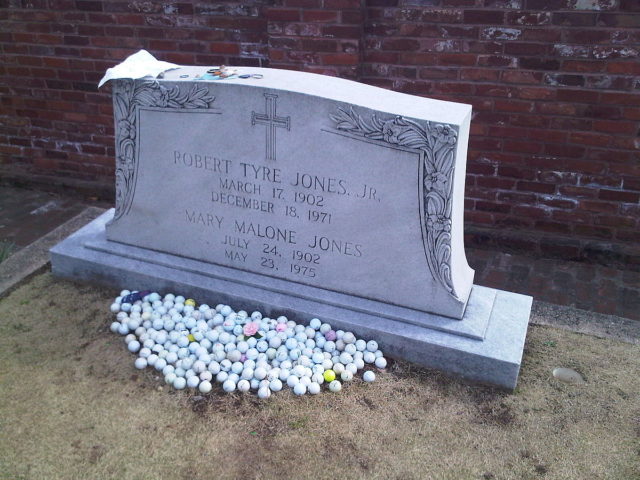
top-left (51, 209), bottom-right (533, 390)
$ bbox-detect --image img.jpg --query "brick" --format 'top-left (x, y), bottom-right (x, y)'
top-left (300, 38), bottom-right (339, 51)
top-left (564, 29), bottom-right (610, 44)
top-left (302, 10), bottom-right (339, 22)
top-left (398, 52), bottom-right (438, 65)
top-left (437, 54), bottom-right (477, 66)
top-left (463, 10), bottom-right (505, 24)
top-left (477, 55), bottom-right (518, 67)
top-left (506, 11), bottom-right (551, 25)
top-left (519, 57), bottom-right (560, 70)
top-left (210, 43), bottom-right (240, 54)
top-left (545, 73), bottom-right (586, 87)
top-left (75, 0), bottom-right (102, 11)
top-left (574, 224), bottom-right (613, 239)
top-left (464, 41), bottom-right (502, 54)
top-left (536, 220), bottom-right (572, 234)
top-left (623, 177), bottom-right (640, 192)
top-left (477, 177), bottom-right (517, 189)
top-left (516, 87), bottom-right (555, 100)
top-left (562, 60), bottom-right (606, 73)
top-left (460, 68), bottom-right (501, 81)
top-left (342, 10), bottom-right (363, 23)
top-left (525, 0), bottom-right (569, 8)
top-left (498, 165), bottom-right (537, 179)
top-left (324, 0), bottom-right (360, 7)
top-left (556, 89), bottom-right (599, 103)
top-left (431, 82), bottom-right (474, 95)
top-left (467, 163), bottom-right (496, 175)
top-left (598, 13), bottom-right (640, 27)
top-left (593, 120), bottom-right (637, 134)
top-left (322, 25), bottom-right (361, 37)
top-left (381, 38), bottom-right (420, 51)
top-left (607, 61), bottom-right (640, 75)
top-left (504, 139), bottom-right (541, 153)
top-left (569, 132), bottom-right (611, 147)
top-left (504, 42), bottom-right (548, 55)
top-left (283, 0), bottom-right (321, 6)
top-left (502, 70), bottom-right (543, 84)
top-left (264, 8), bottom-right (301, 22)
top-left (598, 189), bottom-right (640, 203)
top-left (595, 215), bottom-right (636, 228)
top-left (539, 239), bottom-right (581, 258)
top-left (553, 12), bottom-right (597, 26)
top-left (321, 53), bottom-right (359, 65)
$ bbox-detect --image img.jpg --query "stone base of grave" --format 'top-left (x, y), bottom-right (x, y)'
top-left (51, 209), bottom-right (532, 390)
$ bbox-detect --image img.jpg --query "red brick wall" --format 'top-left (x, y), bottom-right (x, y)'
top-left (1, 0), bottom-right (639, 263)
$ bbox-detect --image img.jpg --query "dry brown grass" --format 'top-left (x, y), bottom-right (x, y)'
top-left (0, 273), bottom-right (638, 480)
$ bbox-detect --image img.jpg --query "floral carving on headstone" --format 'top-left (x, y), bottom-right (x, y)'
top-left (330, 106), bottom-right (459, 298)
top-left (111, 80), bottom-right (215, 221)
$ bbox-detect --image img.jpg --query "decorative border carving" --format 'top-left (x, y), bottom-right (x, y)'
top-left (330, 106), bottom-right (459, 298)
top-left (112, 80), bottom-right (216, 221)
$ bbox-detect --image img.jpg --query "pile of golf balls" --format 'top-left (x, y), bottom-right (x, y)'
top-left (109, 290), bottom-right (387, 398)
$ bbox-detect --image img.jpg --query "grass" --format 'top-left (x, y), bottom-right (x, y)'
top-left (0, 240), bottom-right (15, 263)
top-left (0, 273), bottom-right (638, 480)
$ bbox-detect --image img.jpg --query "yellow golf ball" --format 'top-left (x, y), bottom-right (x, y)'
top-left (323, 369), bottom-right (336, 383)
top-left (185, 299), bottom-right (196, 307)
top-left (187, 334), bottom-right (195, 342)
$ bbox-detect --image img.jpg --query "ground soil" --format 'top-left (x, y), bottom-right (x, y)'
top-left (0, 273), bottom-right (638, 480)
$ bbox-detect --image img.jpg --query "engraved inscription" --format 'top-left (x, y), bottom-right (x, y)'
top-left (109, 81), bottom-right (471, 318)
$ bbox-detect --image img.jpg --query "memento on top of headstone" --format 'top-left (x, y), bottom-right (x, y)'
top-left (51, 54), bottom-right (532, 389)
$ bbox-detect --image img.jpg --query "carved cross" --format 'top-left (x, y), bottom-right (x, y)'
top-left (251, 93), bottom-right (290, 161)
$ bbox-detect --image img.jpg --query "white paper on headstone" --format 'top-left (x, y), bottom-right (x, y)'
top-left (97, 50), bottom-right (179, 88)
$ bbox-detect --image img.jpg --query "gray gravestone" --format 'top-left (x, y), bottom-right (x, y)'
top-left (51, 65), bottom-right (532, 389)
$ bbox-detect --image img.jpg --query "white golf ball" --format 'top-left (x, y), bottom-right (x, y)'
top-left (308, 382), bottom-right (321, 395)
top-left (363, 351), bottom-right (376, 364)
top-left (341, 370), bottom-right (353, 382)
top-left (223, 379), bottom-right (236, 393)
top-left (328, 380), bottom-right (342, 392)
top-left (134, 357), bottom-right (147, 369)
top-left (269, 379), bottom-right (283, 392)
top-left (173, 377), bottom-right (186, 390)
top-left (254, 367), bottom-right (267, 380)
top-left (363, 371), bottom-right (376, 382)
top-left (198, 380), bottom-right (212, 393)
top-left (375, 357), bottom-right (387, 369)
top-left (293, 383), bottom-right (307, 395)
top-left (127, 340), bottom-right (141, 353)
top-left (187, 375), bottom-right (200, 389)
top-left (257, 387), bottom-right (271, 399)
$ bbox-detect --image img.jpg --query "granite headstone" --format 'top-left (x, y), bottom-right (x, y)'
top-left (51, 63), bottom-right (532, 389)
